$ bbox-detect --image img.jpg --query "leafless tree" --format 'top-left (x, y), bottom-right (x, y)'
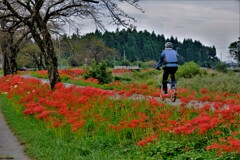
top-left (1, 0), bottom-right (143, 89)
top-left (0, 13), bottom-right (31, 76)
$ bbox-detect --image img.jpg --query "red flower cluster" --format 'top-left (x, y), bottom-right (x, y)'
top-left (112, 69), bottom-right (131, 74)
top-left (137, 135), bottom-right (158, 146)
top-left (206, 136), bottom-right (240, 156)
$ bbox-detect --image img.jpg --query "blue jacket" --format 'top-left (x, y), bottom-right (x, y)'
top-left (156, 49), bottom-right (179, 68)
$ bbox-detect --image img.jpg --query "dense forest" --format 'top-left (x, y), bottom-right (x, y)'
top-left (67, 28), bottom-right (218, 67)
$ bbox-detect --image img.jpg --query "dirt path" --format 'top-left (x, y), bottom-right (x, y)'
top-left (0, 111), bottom-right (30, 160)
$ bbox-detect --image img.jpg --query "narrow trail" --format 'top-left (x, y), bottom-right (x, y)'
top-left (0, 111), bottom-right (30, 160)
top-left (20, 74), bottom-right (219, 109)
top-left (21, 75), bottom-right (183, 105)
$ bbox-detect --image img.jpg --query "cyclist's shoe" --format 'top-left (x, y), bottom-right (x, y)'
top-left (163, 90), bottom-right (168, 94)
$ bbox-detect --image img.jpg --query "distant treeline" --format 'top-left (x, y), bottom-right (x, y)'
top-left (86, 28), bottom-right (219, 67)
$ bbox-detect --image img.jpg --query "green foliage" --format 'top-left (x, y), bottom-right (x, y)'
top-left (136, 139), bottom-right (218, 160)
top-left (120, 59), bottom-right (131, 66)
top-left (114, 76), bottom-right (132, 82)
top-left (176, 61), bottom-right (202, 78)
top-left (132, 69), bottom-right (159, 79)
top-left (228, 37), bottom-right (240, 63)
top-left (178, 70), bottom-right (240, 94)
top-left (84, 61), bottom-right (113, 84)
top-left (215, 62), bottom-right (228, 72)
top-left (61, 75), bottom-right (70, 82)
top-left (140, 60), bottom-right (157, 69)
top-left (18, 43), bottom-right (41, 68)
top-left (56, 34), bottom-right (117, 67)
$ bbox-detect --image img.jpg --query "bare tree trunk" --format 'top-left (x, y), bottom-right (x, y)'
top-left (9, 32), bottom-right (18, 74)
top-left (42, 27), bottom-right (60, 90)
top-left (1, 32), bottom-right (10, 76)
top-left (1, 32), bottom-right (18, 76)
top-left (3, 50), bottom-right (11, 76)
top-left (30, 52), bottom-right (45, 70)
top-left (39, 53), bottom-right (46, 70)
top-left (30, 24), bottom-right (60, 89)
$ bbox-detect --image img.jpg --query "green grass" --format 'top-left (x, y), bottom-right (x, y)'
top-left (0, 95), bottom-right (139, 160)
top-left (177, 70), bottom-right (240, 94)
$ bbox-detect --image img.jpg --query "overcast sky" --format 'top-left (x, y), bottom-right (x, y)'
top-left (69, 0), bottom-right (240, 61)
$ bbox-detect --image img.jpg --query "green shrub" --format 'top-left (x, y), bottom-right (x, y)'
top-left (176, 61), bottom-right (201, 78)
top-left (61, 75), bottom-right (70, 82)
top-left (84, 61), bottom-right (113, 84)
top-left (132, 69), bottom-right (159, 79)
top-left (140, 60), bottom-right (157, 69)
top-left (114, 76), bottom-right (132, 82)
top-left (215, 62), bottom-right (228, 72)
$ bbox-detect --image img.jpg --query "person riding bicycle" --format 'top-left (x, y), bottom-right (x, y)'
top-left (156, 42), bottom-right (179, 94)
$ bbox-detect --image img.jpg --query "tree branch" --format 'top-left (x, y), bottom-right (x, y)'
top-left (82, 0), bottom-right (99, 3)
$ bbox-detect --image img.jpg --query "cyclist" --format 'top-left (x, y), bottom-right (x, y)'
top-left (156, 42), bottom-right (179, 94)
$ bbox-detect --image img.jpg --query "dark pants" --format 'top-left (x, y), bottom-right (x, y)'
top-left (162, 67), bottom-right (178, 93)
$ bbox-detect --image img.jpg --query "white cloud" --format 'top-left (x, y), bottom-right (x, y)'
top-left (127, 0), bottom-right (239, 60)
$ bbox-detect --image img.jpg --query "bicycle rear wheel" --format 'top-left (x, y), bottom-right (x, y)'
top-left (170, 88), bottom-right (177, 102)
top-left (159, 86), bottom-right (166, 101)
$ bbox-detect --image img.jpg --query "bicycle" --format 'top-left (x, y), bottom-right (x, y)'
top-left (160, 81), bottom-right (177, 102)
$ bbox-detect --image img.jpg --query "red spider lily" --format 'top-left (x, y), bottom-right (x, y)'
top-left (147, 97), bottom-right (165, 107)
top-left (23, 105), bottom-right (46, 115)
top-left (71, 119), bottom-right (86, 132)
top-left (173, 114), bottom-right (221, 135)
top-left (52, 118), bottom-right (65, 128)
top-left (35, 110), bottom-right (53, 119)
top-left (231, 131), bottom-right (239, 136)
top-left (200, 88), bottom-right (208, 94)
top-left (228, 139), bottom-right (240, 149)
top-left (112, 69), bottom-right (131, 74)
top-left (206, 142), bottom-right (222, 150)
top-left (37, 70), bottom-right (48, 75)
top-left (180, 97), bottom-right (191, 103)
top-left (85, 77), bottom-right (99, 84)
top-left (37, 69), bottom-right (86, 78)
top-left (180, 103), bottom-right (187, 107)
top-left (77, 96), bottom-right (90, 104)
top-left (59, 69), bottom-right (85, 77)
top-left (137, 135), bottom-right (158, 146)
top-left (214, 130), bottom-right (222, 136)
top-left (173, 124), bottom-right (195, 135)
top-left (206, 137), bottom-right (240, 155)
